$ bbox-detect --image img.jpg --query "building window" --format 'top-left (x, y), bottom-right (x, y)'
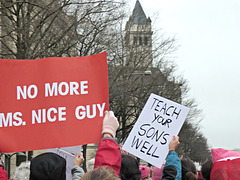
top-left (139, 37), bottom-right (142, 45)
top-left (133, 37), bottom-right (137, 45)
top-left (144, 37), bottom-right (148, 46)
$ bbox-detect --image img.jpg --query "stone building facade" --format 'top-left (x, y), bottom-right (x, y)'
top-left (125, 0), bottom-right (153, 68)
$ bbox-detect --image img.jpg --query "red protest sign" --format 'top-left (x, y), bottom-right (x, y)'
top-left (0, 52), bottom-right (109, 153)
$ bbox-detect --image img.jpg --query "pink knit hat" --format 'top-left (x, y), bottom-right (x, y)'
top-left (152, 164), bottom-right (164, 180)
top-left (210, 148), bottom-right (240, 180)
top-left (210, 158), bottom-right (240, 179)
top-left (139, 165), bottom-right (150, 179)
top-left (211, 148), bottom-right (240, 163)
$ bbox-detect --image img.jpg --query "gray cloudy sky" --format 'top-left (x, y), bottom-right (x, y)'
top-left (129, 0), bottom-right (240, 150)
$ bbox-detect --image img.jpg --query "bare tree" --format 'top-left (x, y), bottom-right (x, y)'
top-left (0, 0), bottom-right (126, 59)
top-left (178, 121), bottom-right (211, 162)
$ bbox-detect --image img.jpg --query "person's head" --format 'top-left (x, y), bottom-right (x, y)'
top-left (13, 161), bottom-right (30, 180)
top-left (210, 148), bottom-right (240, 180)
top-left (119, 154), bottom-right (141, 180)
top-left (87, 158), bottom-right (95, 172)
top-left (139, 165), bottom-right (150, 179)
top-left (30, 152), bottom-right (66, 180)
top-left (81, 167), bottom-right (119, 180)
top-left (181, 158), bottom-right (197, 180)
top-left (201, 160), bottom-right (213, 180)
top-left (210, 158), bottom-right (240, 180)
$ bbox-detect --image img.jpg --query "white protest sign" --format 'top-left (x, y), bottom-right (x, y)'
top-left (48, 145), bottom-right (81, 180)
top-left (122, 93), bottom-right (190, 168)
top-left (60, 145), bottom-right (82, 155)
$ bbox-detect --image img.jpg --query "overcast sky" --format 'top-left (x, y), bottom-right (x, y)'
top-left (129, 0), bottom-right (240, 150)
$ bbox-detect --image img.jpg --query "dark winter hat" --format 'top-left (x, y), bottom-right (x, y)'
top-left (30, 152), bottom-right (66, 180)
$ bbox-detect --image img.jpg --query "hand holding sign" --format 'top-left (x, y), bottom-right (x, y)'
top-left (169, 136), bottom-right (180, 152)
top-left (122, 93), bottom-right (189, 168)
top-left (102, 111), bottom-right (119, 138)
top-left (74, 152), bottom-right (84, 167)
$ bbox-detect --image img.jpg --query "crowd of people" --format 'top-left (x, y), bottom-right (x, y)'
top-left (0, 111), bottom-right (240, 180)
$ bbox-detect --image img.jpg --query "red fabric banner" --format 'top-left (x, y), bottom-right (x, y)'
top-left (0, 52), bottom-right (109, 153)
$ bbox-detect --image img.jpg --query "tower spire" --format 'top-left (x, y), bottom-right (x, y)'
top-left (132, 0), bottom-right (148, 24)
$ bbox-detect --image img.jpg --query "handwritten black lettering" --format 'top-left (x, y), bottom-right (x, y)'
top-left (166, 106), bottom-right (174, 116)
top-left (151, 98), bottom-right (163, 110)
top-left (152, 113), bottom-right (160, 123)
top-left (146, 127), bottom-right (155, 138)
top-left (172, 107), bottom-right (181, 119)
top-left (151, 130), bottom-right (165, 142)
top-left (159, 103), bottom-right (167, 114)
top-left (138, 124), bottom-right (170, 145)
top-left (140, 141), bottom-right (150, 153)
top-left (138, 124), bottom-right (151, 136)
top-left (150, 146), bottom-right (159, 158)
top-left (151, 98), bottom-right (181, 119)
top-left (151, 113), bottom-right (172, 128)
top-left (161, 133), bottom-right (170, 145)
top-left (131, 136), bottom-right (143, 149)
